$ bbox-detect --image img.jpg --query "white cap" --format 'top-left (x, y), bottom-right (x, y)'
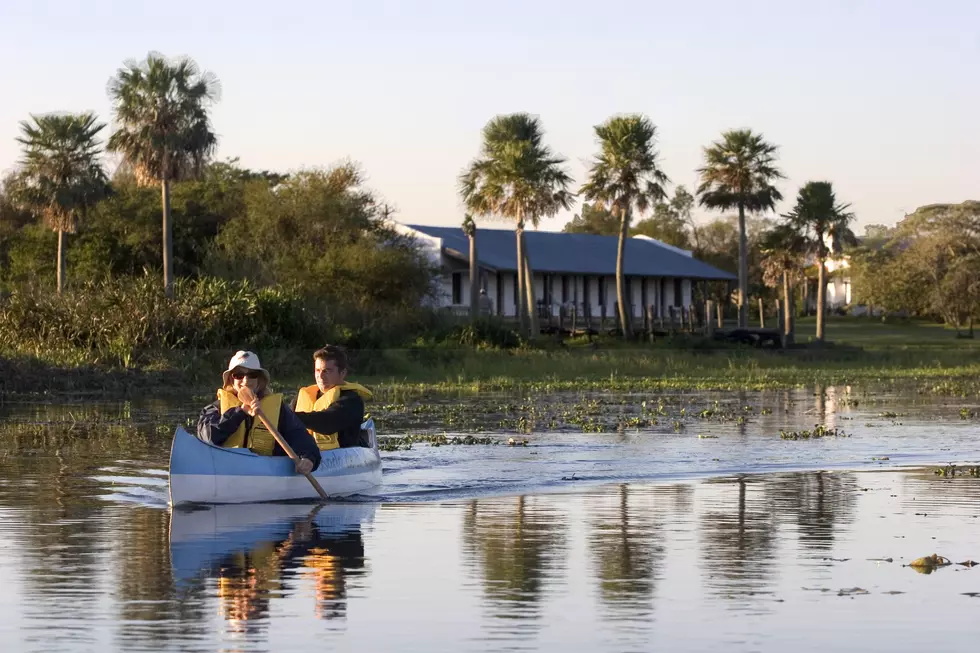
top-left (222, 350), bottom-right (270, 387)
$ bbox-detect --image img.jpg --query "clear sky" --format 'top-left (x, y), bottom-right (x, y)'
top-left (1, 0), bottom-right (977, 233)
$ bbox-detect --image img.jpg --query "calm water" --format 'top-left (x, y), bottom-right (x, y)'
top-left (1, 387), bottom-right (979, 652)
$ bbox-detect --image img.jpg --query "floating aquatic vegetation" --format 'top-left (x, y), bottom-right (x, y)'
top-left (779, 425), bottom-right (849, 440)
top-left (376, 433), bottom-right (499, 451)
top-left (933, 464), bottom-right (980, 477)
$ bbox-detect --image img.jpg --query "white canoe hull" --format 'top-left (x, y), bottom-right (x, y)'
top-left (168, 423), bottom-right (382, 505)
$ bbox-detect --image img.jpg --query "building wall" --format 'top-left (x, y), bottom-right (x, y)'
top-left (399, 224), bottom-right (724, 317)
top-left (437, 265), bottom-right (695, 318)
top-left (826, 276), bottom-right (851, 308)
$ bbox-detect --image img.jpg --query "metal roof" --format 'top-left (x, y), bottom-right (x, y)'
top-left (403, 224), bottom-right (736, 280)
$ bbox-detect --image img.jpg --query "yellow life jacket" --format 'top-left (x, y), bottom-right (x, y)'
top-left (295, 383), bottom-right (373, 451)
top-left (217, 389), bottom-right (283, 456)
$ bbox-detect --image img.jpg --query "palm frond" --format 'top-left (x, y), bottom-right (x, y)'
top-left (13, 112), bottom-right (109, 232)
top-left (696, 129), bottom-right (784, 213)
top-left (458, 113), bottom-right (573, 227)
top-left (580, 114), bottom-right (670, 224)
top-left (106, 52), bottom-right (220, 185)
top-left (782, 181), bottom-right (856, 259)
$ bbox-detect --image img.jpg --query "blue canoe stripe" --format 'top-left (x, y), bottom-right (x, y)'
top-left (169, 427), bottom-right (380, 477)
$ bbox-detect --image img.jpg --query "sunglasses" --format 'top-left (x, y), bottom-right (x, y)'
top-left (231, 370), bottom-right (261, 380)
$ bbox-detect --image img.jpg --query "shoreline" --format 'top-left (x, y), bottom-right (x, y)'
top-left (5, 343), bottom-right (980, 400)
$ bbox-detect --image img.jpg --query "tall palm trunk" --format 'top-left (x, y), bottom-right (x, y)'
top-left (522, 232), bottom-right (539, 337)
top-left (616, 208), bottom-right (633, 338)
top-left (801, 276), bottom-right (809, 316)
top-left (515, 224), bottom-right (527, 333)
top-left (816, 257), bottom-right (826, 341)
top-left (469, 230), bottom-right (479, 321)
top-left (56, 229), bottom-right (66, 294)
top-left (737, 202), bottom-right (748, 328)
top-left (161, 173), bottom-right (173, 298)
top-left (782, 269), bottom-right (794, 345)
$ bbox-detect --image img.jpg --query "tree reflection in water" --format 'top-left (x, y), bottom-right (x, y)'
top-left (586, 484), bottom-right (665, 621)
top-left (698, 471), bottom-right (859, 606)
top-left (699, 476), bottom-right (778, 602)
top-left (766, 471), bottom-right (858, 551)
top-left (462, 495), bottom-right (568, 641)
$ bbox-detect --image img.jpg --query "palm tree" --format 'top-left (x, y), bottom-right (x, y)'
top-left (760, 224), bottom-right (806, 344)
top-left (107, 53), bottom-right (220, 297)
top-left (581, 115), bottom-right (669, 338)
top-left (14, 112), bottom-right (109, 293)
top-left (697, 129), bottom-right (784, 327)
top-left (783, 181), bottom-right (856, 341)
top-left (462, 213), bottom-right (479, 320)
top-left (459, 114), bottom-right (573, 336)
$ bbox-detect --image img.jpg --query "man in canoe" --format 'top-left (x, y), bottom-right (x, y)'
top-left (197, 350), bottom-right (322, 474)
top-left (293, 345), bottom-right (373, 449)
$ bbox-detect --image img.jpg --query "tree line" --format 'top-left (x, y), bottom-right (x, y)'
top-left (847, 202), bottom-right (980, 333)
top-left (2, 51), bottom-right (976, 353)
top-left (0, 53), bottom-right (441, 358)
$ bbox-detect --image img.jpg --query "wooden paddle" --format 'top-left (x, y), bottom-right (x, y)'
top-left (238, 385), bottom-right (329, 501)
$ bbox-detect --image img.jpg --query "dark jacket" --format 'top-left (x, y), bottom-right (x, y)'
top-left (293, 388), bottom-right (368, 448)
top-left (197, 400), bottom-right (322, 471)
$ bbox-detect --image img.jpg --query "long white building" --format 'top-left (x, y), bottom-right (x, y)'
top-left (396, 223), bottom-right (736, 319)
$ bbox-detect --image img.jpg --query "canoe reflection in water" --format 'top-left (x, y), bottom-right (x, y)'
top-left (169, 502), bottom-right (376, 632)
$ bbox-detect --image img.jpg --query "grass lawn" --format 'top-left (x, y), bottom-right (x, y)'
top-left (6, 316), bottom-right (980, 398)
top-left (343, 316), bottom-right (980, 398)
top-left (792, 316), bottom-right (979, 350)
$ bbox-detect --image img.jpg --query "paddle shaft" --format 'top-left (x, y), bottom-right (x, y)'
top-left (238, 387), bottom-right (329, 500)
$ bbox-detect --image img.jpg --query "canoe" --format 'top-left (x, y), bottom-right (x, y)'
top-left (169, 502), bottom-right (377, 588)
top-left (168, 419), bottom-right (382, 505)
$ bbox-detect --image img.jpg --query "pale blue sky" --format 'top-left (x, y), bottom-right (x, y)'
top-left (1, 0), bottom-right (977, 232)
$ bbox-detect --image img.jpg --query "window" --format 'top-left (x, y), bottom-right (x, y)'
top-left (674, 278), bottom-right (682, 306)
top-left (583, 277), bottom-right (591, 308)
top-left (452, 273), bottom-right (462, 305)
top-left (598, 276), bottom-right (606, 307)
top-left (561, 275), bottom-right (569, 303)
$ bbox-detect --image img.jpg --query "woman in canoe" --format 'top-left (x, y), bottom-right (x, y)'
top-left (197, 350), bottom-right (321, 475)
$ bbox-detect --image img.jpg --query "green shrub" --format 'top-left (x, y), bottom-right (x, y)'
top-left (0, 275), bottom-right (332, 366)
top-left (441, 318), bottom-right (524, 349)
